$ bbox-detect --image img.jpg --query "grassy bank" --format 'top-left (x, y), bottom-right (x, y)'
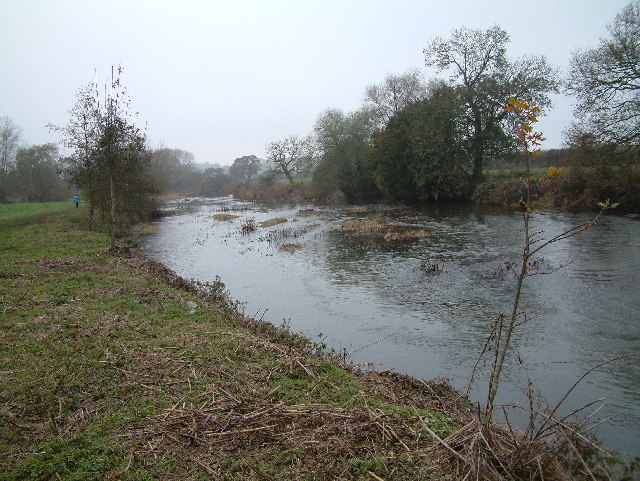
top-left (474, 166), bottom-right (640, 213)
top-left (1, 206), bottom-right (610, 480)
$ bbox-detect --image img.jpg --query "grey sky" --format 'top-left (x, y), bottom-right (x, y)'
top-left (0, 0), bottom-right (629, 165)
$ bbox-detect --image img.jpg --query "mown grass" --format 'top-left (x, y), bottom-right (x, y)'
top-left (0, 204), bottom-right (465, 480)
top-left (0, 201), bottom-right (74, 227)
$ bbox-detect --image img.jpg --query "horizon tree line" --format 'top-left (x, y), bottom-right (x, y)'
top-left (1, 3), bottom-right (637, 211)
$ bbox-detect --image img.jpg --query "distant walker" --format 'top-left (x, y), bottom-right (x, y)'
top-left (73, 194), bottom-right (80, 208)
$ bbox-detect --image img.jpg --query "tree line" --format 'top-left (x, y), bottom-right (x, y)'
top-left (261, 3), bottom-right (638, 203)
top-left (1, 2), bottom-right (637, 225)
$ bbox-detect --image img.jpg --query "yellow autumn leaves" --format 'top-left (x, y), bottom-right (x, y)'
top-left (504, 97), bottom-right (544, 157)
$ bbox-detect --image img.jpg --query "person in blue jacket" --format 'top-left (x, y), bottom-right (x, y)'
top-left (73, 194), bottom-right (80, 208)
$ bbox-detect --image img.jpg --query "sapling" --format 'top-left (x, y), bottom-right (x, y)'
top-left (483, 98), bottom-right (617, 428)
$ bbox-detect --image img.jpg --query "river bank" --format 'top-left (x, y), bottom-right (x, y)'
top-left (473, 166), bottom-right (640, 214)
top-left (229, 166), bottom-right (640, 215)
top-left (1, 206), bottom-right (621, 479)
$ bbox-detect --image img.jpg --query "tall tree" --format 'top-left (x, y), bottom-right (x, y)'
top-left (198, 167), bottom-right (232, 196)
top-left (0, 116), bottom-right (22, 201)
top-left (10, 143), bottom-right (69, 202)
top-left (424, 26), bottom-right (559, 181)
top-left (265, 135), bottom-right (313, 184)
top-left (228, 155), bottom-right (261, 182)
top-left (312, 107), bottom-right (379, 200)
top-left (50, 84), bottom-right (102, 224)
top-left (150, 147), bottom-right (198, 192)
top-left (50, 67), bottom-right (153, 243)
top-left (566, 1), bottom-right (640, 153)
top-left (370, 83), bottom-right (472, 201)
top-left (364, 70), bottom-right (427, 125)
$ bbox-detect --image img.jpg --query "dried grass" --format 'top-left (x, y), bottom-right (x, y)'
top-left (213, 214), bottom-right (240, 221)
top-left (260, 217), bottom-right (288, 228)
top-left (296, 209), bottom-right (316, 217)
top-left (340, 217), bottom-right (429, 243)
top-left (279, 243), bottom-right (304, 253)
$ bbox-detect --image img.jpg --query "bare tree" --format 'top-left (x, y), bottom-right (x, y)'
top-left (265, 135), bottom-right (313, 184)
top-left (364, 69), bottom-right (427, 125)
top-left (0, 116), bottom-right (22, 201)
top-left (566, 1), bottom-right (640, 153)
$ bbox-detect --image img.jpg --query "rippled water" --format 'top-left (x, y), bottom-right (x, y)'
top-left (141, 196), bottom-right (640, 458)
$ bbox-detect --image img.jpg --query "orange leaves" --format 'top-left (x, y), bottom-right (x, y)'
top-left (506, 97), bottom-right (531, 110)
top-left (547, 166), bottom-right (565, 177)
top-left (504, 97), bottom-right (545, 157)
top-left (539, 166), bottom-right (565, 185)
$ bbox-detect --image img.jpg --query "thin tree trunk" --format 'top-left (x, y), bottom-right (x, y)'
top-left (486, 209), bottom-right (530, 424)
top-left (110, 172), bottom-right (116, 248)
top-left (471, 118), bottom-right (484, 182)
top-left (284, 170), bottom-right (294, 184)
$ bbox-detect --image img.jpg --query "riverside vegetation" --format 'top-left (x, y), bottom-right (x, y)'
top-left (3, 205), bottom-right (632, 480)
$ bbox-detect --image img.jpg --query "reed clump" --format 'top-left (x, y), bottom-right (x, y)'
top-left (340, 217), bottom-right (428, 244)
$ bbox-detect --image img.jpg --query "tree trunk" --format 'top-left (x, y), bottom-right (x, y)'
top-left (284, 170), bottom-right (294, 184)
top-left (110, 173), bottom-right (116, 248)
top-left (471, 115), bottom-right (484, 182)
top-left (472, 151), bottom-right (483, 182)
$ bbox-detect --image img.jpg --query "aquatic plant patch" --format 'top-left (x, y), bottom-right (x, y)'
top-left (212, 213), bottom-right (240, 221)
top-left (279, 243), bottom-right (304, 253)
top-left (340, 217), bottom-right (429, 245)
top-left (259, 217), bottom-right (288, 228)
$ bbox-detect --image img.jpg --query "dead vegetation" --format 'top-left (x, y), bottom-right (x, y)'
top-left (213, 214), bottom-right (240, 221)
top-left (340, 217), bottom-right (428, 244)
top-left (296, 209), bottom-right (316, 217)
top-left (279, 243), bottom-right (304, 253)
top-left (259, 217), bottom-right (288, 228)
top-left (112, 329), bottom-right (473, 480)
top-left (126, 397), bottom-right (436, 478)
top-left (259, 223), bottom-right (319, 249)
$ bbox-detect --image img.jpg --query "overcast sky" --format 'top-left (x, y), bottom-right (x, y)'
top-left (0, 0), bottom-right (630, 165)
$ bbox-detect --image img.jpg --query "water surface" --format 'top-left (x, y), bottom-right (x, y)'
top-left (141, 197), bottom-right (640, 458)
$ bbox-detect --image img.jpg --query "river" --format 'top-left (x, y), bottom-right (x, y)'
top-left (140, 196), bottom-right (640, 459)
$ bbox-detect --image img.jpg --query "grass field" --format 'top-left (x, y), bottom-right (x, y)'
top-left (0, 201), bottom-right (75, 227)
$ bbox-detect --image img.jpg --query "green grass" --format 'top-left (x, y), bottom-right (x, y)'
top-left (0, 203), bottom-right (465, 480)
top-left (484, 167), bottom-right (550, 178)
top-left (0, 201), bottom-right (75, 227)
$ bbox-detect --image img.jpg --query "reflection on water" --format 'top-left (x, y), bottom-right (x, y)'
top-left (141, 197), bottom-right (640, 458)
